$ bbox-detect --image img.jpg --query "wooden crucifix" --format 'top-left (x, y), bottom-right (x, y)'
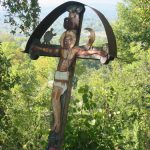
top-left (24, 2), bottom-right (117, 150)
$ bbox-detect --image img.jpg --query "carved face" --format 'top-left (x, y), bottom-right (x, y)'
top-left (60, 31), bottom-right (76, 49)
top-left (63, 35), bottom-right (73, 49)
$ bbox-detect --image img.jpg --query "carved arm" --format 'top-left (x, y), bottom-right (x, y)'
top-left (77, 48), bottom-right (107, 57)
top-left (76, 47), bottom-right (111, 64)
top-left (29, 41), bottom-right (61, 60)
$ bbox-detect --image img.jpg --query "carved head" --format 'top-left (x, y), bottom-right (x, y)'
top-left (60, 31), bottom-right (76, 49)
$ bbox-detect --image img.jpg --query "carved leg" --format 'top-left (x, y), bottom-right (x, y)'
top-left (51, 86), bottom-right (62, 133)
top-left (47, 86), bottom-right (62, 150)
top-left (47, 82), bottom-right (67, 150)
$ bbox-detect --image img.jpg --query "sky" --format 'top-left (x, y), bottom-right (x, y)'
top-left (0, 0), bottom-right (122, 11)
top-left (38, 0), bottom-right (122, 7)
top-left (38, 0), bottom-right (123, 20)
top-left (0, 0), bottom-right (123, 33)
top-left (0, 0), bottom-right (123, 20)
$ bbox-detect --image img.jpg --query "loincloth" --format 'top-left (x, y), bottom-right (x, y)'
top-left (54, 71), bottom-right (69, 81)
top-left (53, 71), bottom-right (69, 95)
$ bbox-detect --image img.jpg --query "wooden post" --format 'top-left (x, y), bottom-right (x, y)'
top-left (59, 7), bottom-right (85, 150)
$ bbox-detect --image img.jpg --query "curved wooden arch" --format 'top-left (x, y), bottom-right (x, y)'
top-left (24, 1), bottom-right (117, 58)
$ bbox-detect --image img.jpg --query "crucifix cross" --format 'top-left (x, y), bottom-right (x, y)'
top-left (24, 2), bottom-right (117, 150)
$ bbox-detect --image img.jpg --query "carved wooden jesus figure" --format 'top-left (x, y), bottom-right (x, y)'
top-left (52, 31), bottom-right (108, 133)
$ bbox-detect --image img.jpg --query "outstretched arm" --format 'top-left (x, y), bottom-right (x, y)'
top-left (29, 43), bottom-right (61, 59)
top-left (76, 47), bottom-right (111, 64)
top-left (76, 47), bottom-right (107, 57)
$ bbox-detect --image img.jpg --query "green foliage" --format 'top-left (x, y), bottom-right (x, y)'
top-left (0, 37), bottom-right (58, 150)
top-left (0, 0), bottom-right (40, 35)
top-left (114, 0), bottom-right (150, 60)
top-left (0, 42), bottom-right (19, 149)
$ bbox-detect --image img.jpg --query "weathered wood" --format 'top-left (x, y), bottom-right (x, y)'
top-left (59, 7), bottom-right (85, 150)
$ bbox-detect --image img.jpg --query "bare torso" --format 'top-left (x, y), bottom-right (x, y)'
top-left (57, 49), bottom-right (77, 71)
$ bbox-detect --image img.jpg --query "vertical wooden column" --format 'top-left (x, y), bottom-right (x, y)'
top-left (59, 7), bottom-right (85, 150)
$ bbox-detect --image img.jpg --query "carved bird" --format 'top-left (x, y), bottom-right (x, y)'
top-left (84, 28), bottom-right (96, 49)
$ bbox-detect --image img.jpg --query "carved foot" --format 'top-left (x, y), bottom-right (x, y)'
top-left (49, 147), bottom-right (58, 150)
top-left (46, 131), bottom-right (60, 150)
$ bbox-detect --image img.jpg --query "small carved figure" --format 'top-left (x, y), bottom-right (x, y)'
top-left (64, 5), bottom-right (82, 30)
top-left (44, 28), bottom-right (56, 45)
